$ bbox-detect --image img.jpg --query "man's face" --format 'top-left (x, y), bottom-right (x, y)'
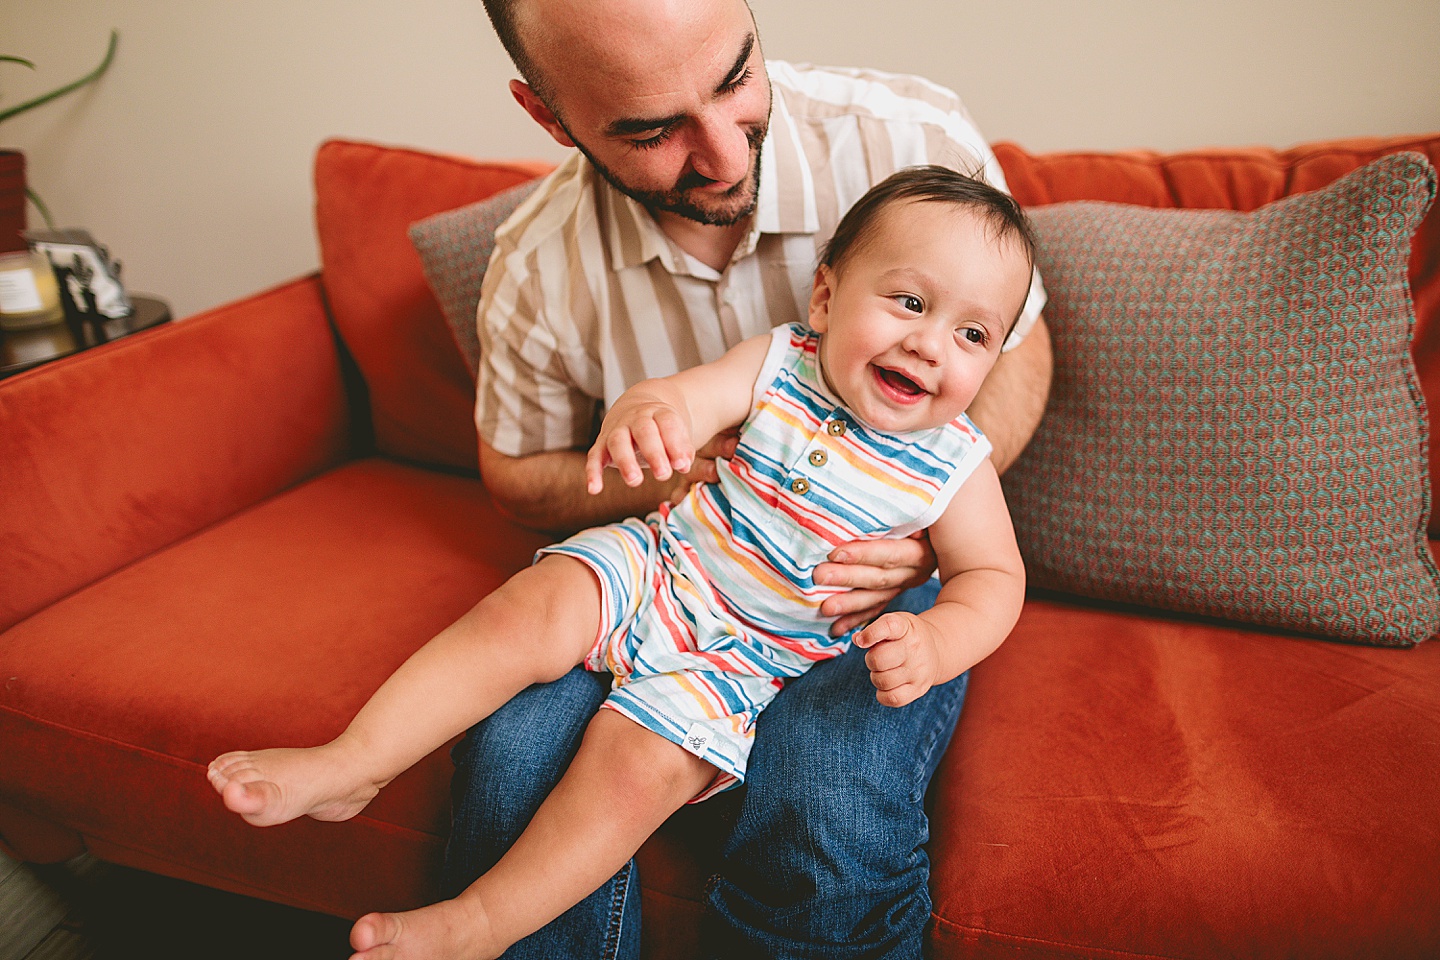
top-left (526, 0), bottom-right (773, 226)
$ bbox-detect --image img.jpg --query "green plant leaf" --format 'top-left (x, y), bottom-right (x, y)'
top-left (0, 30), bottom-right (118, 125)
top-left (0, 56), bottom-right (37, 69)
top-left (26, 186), bottom-right (55, 231)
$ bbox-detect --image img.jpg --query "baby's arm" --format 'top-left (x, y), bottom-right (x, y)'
top-left (585, 333), bottom-right (771, 494)
top-left (852, 460), bottom-right (1026, 707)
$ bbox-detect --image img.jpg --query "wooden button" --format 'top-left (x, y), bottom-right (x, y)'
top-left (827, 420), bottom-right (847, 437)
top-left (790, 478), bottom-right (810, 495)
top-left (808, 449), bottom-right (828, 467)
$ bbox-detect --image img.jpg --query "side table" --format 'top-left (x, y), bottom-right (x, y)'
top-left (0, 294), bottom-right (172, 379)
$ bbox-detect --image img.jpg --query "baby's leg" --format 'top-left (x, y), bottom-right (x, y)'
top-left (207, 556), bottom-right (602, 827)
top-left (349, 709), bottom-right (715, 960)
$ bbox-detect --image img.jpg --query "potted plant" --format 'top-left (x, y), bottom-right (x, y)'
top-left (1, 30), bottom-right (118, 252)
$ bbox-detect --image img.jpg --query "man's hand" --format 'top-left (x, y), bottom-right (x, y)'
top-left (815, 533), bottom-right (937, 636)
top-left (853, 612), bottom-right (943, 708)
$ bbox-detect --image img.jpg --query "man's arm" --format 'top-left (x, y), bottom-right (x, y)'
top-left (484, 333), bottom-right (767, 534)
top-left (480, 442), bottom-right (693, 534)
top-left (964, 314), bottom-right (1053, 474)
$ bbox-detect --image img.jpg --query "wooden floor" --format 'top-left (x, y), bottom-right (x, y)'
top-left (0, 847), bottom-right (352, 960)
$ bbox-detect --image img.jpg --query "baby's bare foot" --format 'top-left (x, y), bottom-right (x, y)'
top-left (206, 738), bottom-right (385, 827)
top-left (349, 897), bottom-right (499, 960)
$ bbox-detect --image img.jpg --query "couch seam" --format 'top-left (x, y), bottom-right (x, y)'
top-left (77, 832), bottom-right (346, 917)
top-left (0, 703), bottom-right (441, 842)
top-left (929, 914), bottom-right (1199, 960)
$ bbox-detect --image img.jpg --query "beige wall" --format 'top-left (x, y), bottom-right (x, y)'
top-left (5, 0), bottom-right (1438, 318)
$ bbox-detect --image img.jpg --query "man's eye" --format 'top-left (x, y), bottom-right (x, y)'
top-left (720, 66), bottom-right (753, 94)
top-left (632, 128), bottom-right (675, 151)
top-left (894, 294), bottom-right (923, 313)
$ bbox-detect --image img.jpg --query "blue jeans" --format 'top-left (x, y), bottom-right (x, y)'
top-left (443, 579), bottom-right (965, 959)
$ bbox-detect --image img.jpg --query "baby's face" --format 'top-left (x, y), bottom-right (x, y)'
top-left (807, 200), bottom-right (1032, 433)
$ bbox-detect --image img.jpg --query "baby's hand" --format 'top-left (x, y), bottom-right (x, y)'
top-left (586, 396), bottom-right (695, 494)
top-left (852, 612), bottom-right (942, 708)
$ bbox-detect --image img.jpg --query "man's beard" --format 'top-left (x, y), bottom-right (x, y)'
top-left (572, 123), bottom-right (768, 227)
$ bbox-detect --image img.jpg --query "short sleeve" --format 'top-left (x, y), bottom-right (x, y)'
top-left (475, 259), bottom-right (599, 457)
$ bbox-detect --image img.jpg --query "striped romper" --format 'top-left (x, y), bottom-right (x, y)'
top-left (538, 323), bottom-right (992, 800)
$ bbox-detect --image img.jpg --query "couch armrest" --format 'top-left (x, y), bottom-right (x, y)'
top-left (0, 275), bottom-right (353, 631)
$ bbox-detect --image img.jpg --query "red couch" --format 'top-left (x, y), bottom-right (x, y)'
top-left (3, 133), bottom-right (1439, 959)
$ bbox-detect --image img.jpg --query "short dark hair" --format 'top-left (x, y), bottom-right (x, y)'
top-left (480, 0), bottom-right (552, 102)
top-left (820, 165), bottom-right (1037, 278)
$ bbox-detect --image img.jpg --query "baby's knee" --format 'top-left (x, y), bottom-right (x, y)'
top-left (588, 714), bottom-right (711, 810)
top-left (478, 560), bottom-right (600, 684)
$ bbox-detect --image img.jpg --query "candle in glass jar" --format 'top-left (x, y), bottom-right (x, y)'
top-left (0, 250), bottom-right (65, 331)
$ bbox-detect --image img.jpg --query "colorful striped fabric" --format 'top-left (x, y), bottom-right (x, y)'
top-left (540, 323), bottom-right (991, 798)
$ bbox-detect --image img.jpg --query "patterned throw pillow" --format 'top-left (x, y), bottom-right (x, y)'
top-left (1004, 152), bottom-right (1440, 647)
top-left (409, 178), bottom-right (542, 377)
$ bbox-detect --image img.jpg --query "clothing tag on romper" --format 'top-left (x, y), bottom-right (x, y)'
top-left (682, 723), bottom-right (711, 758)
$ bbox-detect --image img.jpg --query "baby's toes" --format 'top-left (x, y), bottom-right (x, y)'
top-left (221, 775), bottom-right (283, 822)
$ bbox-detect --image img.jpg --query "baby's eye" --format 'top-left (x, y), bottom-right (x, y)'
top-left (960, 327), bottom-right (988, 346)
top-left (893, 294), bottom-right (923, 313)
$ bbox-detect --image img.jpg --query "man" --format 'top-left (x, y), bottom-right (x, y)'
top-left (446, 0), bottom-right (1052, 956)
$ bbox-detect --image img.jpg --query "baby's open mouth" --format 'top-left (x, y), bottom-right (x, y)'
top-left (873, 365), bottom-right (927, 399)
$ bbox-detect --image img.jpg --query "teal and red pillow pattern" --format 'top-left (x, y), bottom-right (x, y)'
top-left (1004, 152), bottom-right (1440, 646)
top-left (409, 178), bottom-right (542, 378)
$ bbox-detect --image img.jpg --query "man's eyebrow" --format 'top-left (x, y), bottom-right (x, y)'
top-left (605, 112), bottom-right (685, 138)
top-left (602, 33), bottom-right (756, 139)
top-left (717, 33), bottom-right (755, 93)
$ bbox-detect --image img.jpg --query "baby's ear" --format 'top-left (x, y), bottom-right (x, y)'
top-left (807, 265), bottom-right (835, 333)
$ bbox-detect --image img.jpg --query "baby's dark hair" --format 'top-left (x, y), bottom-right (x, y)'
top-left (819, 165), bottom-right (1037, 276)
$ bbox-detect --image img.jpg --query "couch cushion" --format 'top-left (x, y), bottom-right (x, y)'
top-left (0, 458), bottom-right (551, 917)
top-left (0, 276), bottom-right (352, 633)
top-left (995, 132), bottom-right (1440, 535)
top-left (1001, 152), bottom-right (1440, 646)
top-left (928, 595), bottom-right (1440, 959)
top-left (410, 179), bottom-right (543, 379)
top-left (313, 140), bottom-right (552, 472)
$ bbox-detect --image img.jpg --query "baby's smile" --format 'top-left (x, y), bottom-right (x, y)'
top-left (871, 363), bottom-right (930, 403)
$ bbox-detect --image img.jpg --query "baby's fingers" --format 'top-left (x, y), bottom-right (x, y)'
top-left (653, 407), bottom-right (695, 477)
top-left (584, 444), bottom-right (612, 495)
top-left (630, 417), bottom-right (683, 482)
top-left (603, 427), bottom-right (647, 487)
top-left (872, 679), bottom-right (925, 709)
top-left (852, 611), bottom-right (910, 649)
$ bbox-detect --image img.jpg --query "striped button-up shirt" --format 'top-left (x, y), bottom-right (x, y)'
top-left (476, 60), bottom-right (1046, 457)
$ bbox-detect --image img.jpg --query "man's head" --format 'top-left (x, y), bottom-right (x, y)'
top-left (482, 0), bottom-right (772, 227)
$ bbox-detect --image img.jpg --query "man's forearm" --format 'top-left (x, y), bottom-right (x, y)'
top-left (965, 314), bottom-right (1053, 473)
top-left (480, 442), bottom-right (680, 535)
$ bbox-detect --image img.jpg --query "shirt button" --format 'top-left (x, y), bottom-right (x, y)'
top-left (827, 420), bottom-right (847, 437)
top-left (790, 478), bottom-right (811, 496)
top-left (808, 449), bottom-right (828, 467)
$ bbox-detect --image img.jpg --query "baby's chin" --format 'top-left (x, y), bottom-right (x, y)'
top-left (847, 402), bottom-right (970, 435)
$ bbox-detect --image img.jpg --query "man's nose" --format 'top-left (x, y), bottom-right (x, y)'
top-left (688, 113), bottom-right (751, 185)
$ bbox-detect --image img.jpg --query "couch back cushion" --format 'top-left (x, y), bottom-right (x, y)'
top-left (0, 277), bottom-right (352, 633)
top-left (995, 133), bottom-right (1440, 534)
top-left (313, 140), bottom-right (552, 472)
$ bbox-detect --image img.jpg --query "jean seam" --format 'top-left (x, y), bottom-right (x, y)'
top-left (603, 859), bottom-right (632, 960)
top-left (909, 673), bottom-right (966, 804)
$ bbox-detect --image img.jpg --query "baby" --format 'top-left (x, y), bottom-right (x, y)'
top-left (208, 164), bottom-right (1035, 960)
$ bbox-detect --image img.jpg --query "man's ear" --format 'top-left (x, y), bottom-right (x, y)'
top-left (807, 265), bottom-right (835, 333)
top-left (509, 79), bottom-right (575, 148)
